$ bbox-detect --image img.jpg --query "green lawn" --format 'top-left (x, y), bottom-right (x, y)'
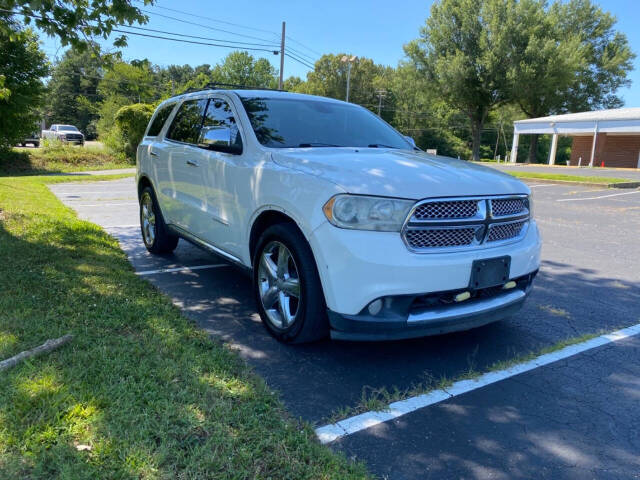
top-left (0, 144), bottom-right (133, 176)
top-left (506, 171), bottom-right (631, 184)
top-left (0, 174), bottom-right (367, 479)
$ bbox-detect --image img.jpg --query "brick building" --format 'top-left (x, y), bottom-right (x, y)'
top-left (511, 108), bottom-right (640, 168)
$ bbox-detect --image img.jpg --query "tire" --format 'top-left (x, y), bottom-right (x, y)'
top-left (139, 186), bottom-right (179, 254)
top-left (253, 222), bottom-right (329, 343)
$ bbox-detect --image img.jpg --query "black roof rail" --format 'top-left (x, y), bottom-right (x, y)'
top-left (179, 82), bottom-right (285, 95)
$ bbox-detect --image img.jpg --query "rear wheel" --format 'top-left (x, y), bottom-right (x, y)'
top-left (253, 223), bottom-right (328, 343)
top-left (139, 186), bottom-right (178, 254)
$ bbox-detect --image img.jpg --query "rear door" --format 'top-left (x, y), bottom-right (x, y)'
top-left (139, 102), bottom-right (176, 216)
top-left (163, 98), bottom-right (210, 233)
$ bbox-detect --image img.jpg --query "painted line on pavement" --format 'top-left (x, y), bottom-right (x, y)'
top-left (135, 264), bottom-right (228, 276)
top-left (557, 190), bottom-right (640, 202)
top-left (528, 184), bottom-right (559, 188)
top-left (315, 322), bottom-right (640, 444)
top-left (72, 202), bottom-right (139, 207)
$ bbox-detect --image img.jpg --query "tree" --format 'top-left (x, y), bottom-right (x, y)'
top-left (391, 62), bottom-right (469, 157)
top-left (300, 54), bottom-right (391, 108)
top-left (115, 103), bottom-right (155, 158)
top-left (509, 0), bottom-right (634, 162)
top-left (210, 51), bottom-right (277, 87)
top-left (45, 46), bottom-right (105, 138)
top-left (3, 0), bottom-right (153, 49)
top-left (0, 17), bottom-right (48, 149)
top-left (406, 0), bottom-right (517, 161)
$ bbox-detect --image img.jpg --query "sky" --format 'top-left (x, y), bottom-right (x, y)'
top-left (36, 0), bottom-right (640, 108)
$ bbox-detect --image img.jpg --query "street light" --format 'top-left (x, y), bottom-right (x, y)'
top-left (340, 55), bottom-right (357, 102)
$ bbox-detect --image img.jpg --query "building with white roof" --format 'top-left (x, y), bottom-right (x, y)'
top-left (511, 107), bottom-right (640, 168)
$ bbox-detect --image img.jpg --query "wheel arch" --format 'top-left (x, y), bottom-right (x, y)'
top-left (137, 175), bottom-right (153, 199)
top-left (249, 209), bottom-right (304, 264)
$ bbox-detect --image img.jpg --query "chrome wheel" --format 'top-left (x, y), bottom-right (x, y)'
top-left (258, 241), bottom-right (301, 329)
top-left (141, 192), bottom-right (156, 246)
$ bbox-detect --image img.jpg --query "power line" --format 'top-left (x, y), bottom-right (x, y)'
top-left (138, 8), bottom-right (278, 44)
top-left (286, 35), bottom-right (323, 57)
top-left (112, 28), bottom-right (280, 54)
top-left (123, 25), bottom-right (279, 48)
top-left (136, 2), bottom-right (279, 36)
top-left (285, 52), bottom-right (314, 70)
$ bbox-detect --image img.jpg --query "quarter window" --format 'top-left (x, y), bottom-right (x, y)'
top-left (166, 99), bottom-right (208, 144)
top-left (147, 103), bottom-right (175, 137)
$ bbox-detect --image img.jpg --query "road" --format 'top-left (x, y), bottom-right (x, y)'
top-left (484, 162), bottom-right (640, 181)
top-left (49, 178), bottom-right (640, 479)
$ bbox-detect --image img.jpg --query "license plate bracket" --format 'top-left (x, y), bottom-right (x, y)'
top-left (469, 256), bottom-right (511, 290)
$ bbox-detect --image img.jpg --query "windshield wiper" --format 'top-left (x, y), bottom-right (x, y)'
top-left (367, 143), bottom-right (398, 149)
top-left (298, 142), bottom-right (341, 147)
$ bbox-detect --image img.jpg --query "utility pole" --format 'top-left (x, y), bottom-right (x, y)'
top-left (376, 89), bottom-right (387, 116)
top-left (278, 21), bottom-right (286, 90)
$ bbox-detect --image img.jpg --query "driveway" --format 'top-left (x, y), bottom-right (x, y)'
top-left (49, 178), bottom-right (640, 479)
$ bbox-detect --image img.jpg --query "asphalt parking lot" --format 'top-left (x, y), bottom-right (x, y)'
top-left (50, 178), bottom-right (640, 479)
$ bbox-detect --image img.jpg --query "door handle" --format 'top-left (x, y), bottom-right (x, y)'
top-left (149, 150), bottom-right (158, 157)
top-left (186, 159), bottom-right (200, 167)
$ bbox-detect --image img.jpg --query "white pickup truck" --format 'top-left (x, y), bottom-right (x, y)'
top-left (41, 124), bottom-right (85, 145)
top-left (136, 88), bottom-right (541, 343)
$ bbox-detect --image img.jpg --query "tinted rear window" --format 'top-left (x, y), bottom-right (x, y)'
top-left (166, 99), bottom-right (208, 144)
top-left (147, 103), bottom-right (175, 137)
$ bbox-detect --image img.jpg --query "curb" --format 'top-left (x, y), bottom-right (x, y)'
top-left (513, 177), bottom-right (640, 189)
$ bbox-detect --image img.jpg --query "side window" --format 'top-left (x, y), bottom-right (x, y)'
top-left (147, 103), bottom-right (174, 137)
top-left (199, 98), bottom-right (243, 152)
top-left (166, 99), bottom-right (208, 144)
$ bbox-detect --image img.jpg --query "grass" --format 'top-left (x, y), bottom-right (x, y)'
top-left (506, 171), bottom-right (631, 184)
top-left (324, 331), bottom-right (604, 425)
top-left (0, 174), bottom-right (368, 479)
top-left (0, 142), bottom-right (133, 176)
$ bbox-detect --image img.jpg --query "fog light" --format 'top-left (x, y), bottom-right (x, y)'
top-left (368, 299), bottom-right (383, 316)
top-left (503, 281), bottom-right (517, 290)
top-left (454, 291), bottom-right (471, 302)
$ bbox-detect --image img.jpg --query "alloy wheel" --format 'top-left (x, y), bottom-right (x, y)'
top-left (258, 241), bottom-right (301, 329)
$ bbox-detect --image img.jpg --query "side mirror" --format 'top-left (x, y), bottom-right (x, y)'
top-left (404, 135), bottom-right (417, 148)
top-left (198, 126), bottom-right (242, 154)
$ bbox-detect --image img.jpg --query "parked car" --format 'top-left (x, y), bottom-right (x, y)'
top-left (136, 88), bottom-right (541, 343)
top-left (41, 124), bottom-right (85, 145)
top-left (18, 131), bottom-right (40, 147)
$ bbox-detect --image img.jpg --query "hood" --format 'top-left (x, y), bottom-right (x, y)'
top-left (271, 148), bottom-right (529, 199)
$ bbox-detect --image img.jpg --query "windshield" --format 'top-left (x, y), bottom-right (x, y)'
top-left (238, 96), bottom-right (412, 149)
top-left (59, 125), bottom-right (79, 132)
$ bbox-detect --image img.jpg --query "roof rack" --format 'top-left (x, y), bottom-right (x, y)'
top-left (179, 82), bottom-right (285, 95)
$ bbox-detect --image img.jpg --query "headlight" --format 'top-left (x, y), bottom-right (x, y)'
top-left (322, 194), bottom-right (414, 231)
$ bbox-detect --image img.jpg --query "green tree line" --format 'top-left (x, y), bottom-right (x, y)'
top-left (1, 0), bottom-right (634, 163)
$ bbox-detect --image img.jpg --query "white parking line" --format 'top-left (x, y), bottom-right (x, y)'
top-left (528, 184), bottom-right (558, 188)
top-left (557, 190), bottom-right (640, 202)
top-left (71, 202), bottom-right (139, 207)
top-left (135, 264), bottom-right (228, 276)
top-left (315, 322), bottom-right (640, 444)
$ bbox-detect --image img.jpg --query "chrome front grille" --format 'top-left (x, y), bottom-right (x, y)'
top-left (490, 198), bottom-right (527, 217)
top-left (405, 227), bottom-right (479, 248)
top-left (402, 195), bottom-right (529, 252)
top-left (413, 200), bottom-right (478, 220)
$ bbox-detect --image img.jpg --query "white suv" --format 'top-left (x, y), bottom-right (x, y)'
top-left (137, 87), bottom-right (541, 343)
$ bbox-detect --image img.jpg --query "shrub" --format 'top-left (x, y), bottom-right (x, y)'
top-left (114, 103), bottom-right (154, 159)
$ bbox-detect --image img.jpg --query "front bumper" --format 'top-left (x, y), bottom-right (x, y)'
top-left (307, 219), bottom-right (541, 341)
top-left (328, 272), bottom-right (536, 341)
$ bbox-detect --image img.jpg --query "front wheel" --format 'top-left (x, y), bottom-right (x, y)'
top-left (139, 187), bottom-right (179, 254)
top-left (253, 223), bottom-right (329, 343)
